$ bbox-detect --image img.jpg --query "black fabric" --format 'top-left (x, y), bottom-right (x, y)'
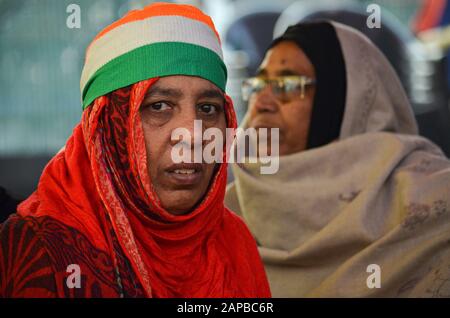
top-left (270, 21), bottom-right (347, 149)
top-left (0, 187), bottom-right (20, 223)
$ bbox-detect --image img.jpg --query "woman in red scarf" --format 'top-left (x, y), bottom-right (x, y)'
top-left (0, 3), bottom-right (270, 298)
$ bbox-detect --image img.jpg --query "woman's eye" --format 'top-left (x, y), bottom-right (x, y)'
top-left (198, 104), bottom-right (219, 115)
top-left (149, 102), bottom-right (171, 111)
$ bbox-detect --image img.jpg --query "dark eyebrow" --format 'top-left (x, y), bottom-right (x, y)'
top-left (196, 88), bottom-right (225, 102)
top-left (275, 69), bottom-right (301, 76)
top-left (145, 86), bottom-right (183, 99)
top-left (256, 68), bottom-right (303, 77)
top-left (144, 85), bottom-right (224, 104)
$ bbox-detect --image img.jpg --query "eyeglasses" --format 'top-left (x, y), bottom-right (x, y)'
top-left (241, 75), bottom-right (316, 102)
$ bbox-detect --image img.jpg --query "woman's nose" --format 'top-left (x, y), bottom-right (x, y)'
top-left (251, 86), bottom-right (279, 114)
top-left (169, 107), bottom-right (204, 148)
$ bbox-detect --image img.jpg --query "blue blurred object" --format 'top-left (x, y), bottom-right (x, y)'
top-left (225, 10), bottom-right (283, 75)
top-left (432, 0), bottom-right (450, 92)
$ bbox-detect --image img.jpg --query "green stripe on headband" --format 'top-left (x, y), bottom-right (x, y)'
top-left (81, 42), bottom-right (227, 109)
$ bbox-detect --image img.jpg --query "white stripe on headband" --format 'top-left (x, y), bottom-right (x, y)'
top-left (80, 15), bottom-right (223, 94)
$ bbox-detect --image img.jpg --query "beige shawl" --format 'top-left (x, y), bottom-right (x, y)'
top-left (225, 23), bottom-right (450, 297)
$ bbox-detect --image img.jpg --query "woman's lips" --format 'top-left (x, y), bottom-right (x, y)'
top-left (249, 120), bottom-right (284, 139)
top-left (249, 117), bottom-right (281, 130)
top-left (164, 163), bottom-right (203, 186)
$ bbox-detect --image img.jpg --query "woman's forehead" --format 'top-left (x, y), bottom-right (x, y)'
top-left (259, 41), bottom-right (315, 77)
top-left (151, 75), bottom-right (221, 92)
top-left (143, 76), bottom-right (224, 100)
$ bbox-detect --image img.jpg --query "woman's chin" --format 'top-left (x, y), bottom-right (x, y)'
top-left (160, 190), bottom-right (203, 215)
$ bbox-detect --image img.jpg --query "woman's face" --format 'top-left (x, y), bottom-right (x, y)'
top-left (140, 76), bottom-right (227, 215)
top-left (248, 41), bottom-right (316, 156)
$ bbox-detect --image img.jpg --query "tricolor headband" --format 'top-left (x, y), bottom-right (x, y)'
top-left (80, 3), bottom-right (227, 109)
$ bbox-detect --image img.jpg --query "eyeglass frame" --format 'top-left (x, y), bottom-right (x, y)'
top-left (241, 75), bottom-right (316, 102)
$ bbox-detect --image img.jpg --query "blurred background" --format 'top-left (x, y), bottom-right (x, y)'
top-left (1, 0), bottom-right (450, 212)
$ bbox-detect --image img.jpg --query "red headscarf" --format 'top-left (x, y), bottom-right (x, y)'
top-left (18, 78), bottom-right (271, 298)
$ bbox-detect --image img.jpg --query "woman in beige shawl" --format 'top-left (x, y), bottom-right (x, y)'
top-left (225, 21), bottom-right (450, 297)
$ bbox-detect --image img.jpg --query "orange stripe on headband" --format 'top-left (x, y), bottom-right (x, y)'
top-left (92, 3), bottom-right (220, 44)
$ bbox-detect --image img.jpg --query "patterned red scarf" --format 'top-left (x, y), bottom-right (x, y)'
top-left (18, 78), bottom-right (270, 298)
